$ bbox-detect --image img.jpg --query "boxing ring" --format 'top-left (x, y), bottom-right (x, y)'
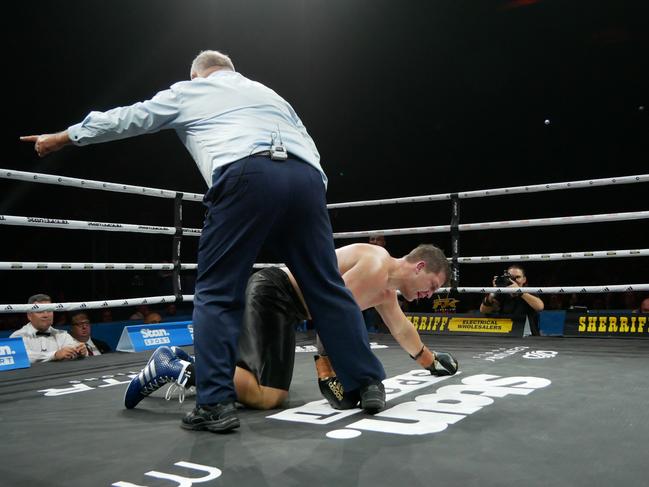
top-left (1, 169), bottom-right (649, 486)
top-left (2, 335), bottom-right (648, 486)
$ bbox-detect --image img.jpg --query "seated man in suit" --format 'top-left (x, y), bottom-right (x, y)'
top-left (69, 312), bottom-right (111, 355)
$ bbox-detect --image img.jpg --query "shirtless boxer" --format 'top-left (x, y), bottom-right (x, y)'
top-left (124, 243), bottom-right (458, 412)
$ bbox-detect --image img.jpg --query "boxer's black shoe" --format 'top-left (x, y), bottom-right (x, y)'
top-left (360, 381), bottom-right (385, 413)
top-left (181, 402), bottom-right (240, 433)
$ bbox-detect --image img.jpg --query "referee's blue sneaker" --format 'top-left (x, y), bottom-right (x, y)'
top-left (124, 346), bottom-right (193, 409)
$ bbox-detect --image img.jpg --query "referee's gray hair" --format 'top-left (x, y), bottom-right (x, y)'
top-left (190, 50), bottom-right (235, 76)
top-left (27, 293), bottom-right (51, 304)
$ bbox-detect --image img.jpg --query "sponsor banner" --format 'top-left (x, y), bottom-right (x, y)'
top-left (116, 321), bottom-right (193, 352)
top-left (564, 312), bottom-right (649, 338)
top-left (431, 296), bottom-right (460, 312)
top-left (406, 313), bottom-right (526, 337)
top-left (0, 337), bottom-right (30, 371)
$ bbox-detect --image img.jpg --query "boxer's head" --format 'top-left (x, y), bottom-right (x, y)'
top-left (401, 245), bottom-right (449, 301)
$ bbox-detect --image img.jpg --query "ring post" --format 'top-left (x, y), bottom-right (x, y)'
top-left (172, 193), bottom-right (184, 302)
top-left (450, 193), bottom-right (460, 288)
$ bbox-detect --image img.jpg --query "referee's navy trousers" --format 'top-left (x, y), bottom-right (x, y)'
top-left (192, 155), bottom-right (386, 405)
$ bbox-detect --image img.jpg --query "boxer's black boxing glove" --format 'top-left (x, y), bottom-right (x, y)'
top-left (411, 345), bottom-right (459, 376)
top-left (318, 376), bottom-right (360, 409)
top-left (428, 351), bottom-right (459, 376)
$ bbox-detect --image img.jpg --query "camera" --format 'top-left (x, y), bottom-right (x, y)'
top-left (494, 273), bottom-right (513, 287)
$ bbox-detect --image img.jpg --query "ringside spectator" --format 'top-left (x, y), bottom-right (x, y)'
top-left (69, 312), bottom-right (111, 355)
top-left (10, 294), bottom-right (87, 363)
top-left (144, 312), bottom-right (162, 324)
top-left (480, 265), bottom-right (544, 335)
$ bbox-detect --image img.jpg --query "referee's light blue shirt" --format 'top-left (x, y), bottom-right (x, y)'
top-left (67, 70), bottom-right (326, 188)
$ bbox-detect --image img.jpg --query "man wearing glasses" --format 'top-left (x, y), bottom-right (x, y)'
top-left (480, 265), bottom-right (545, 335)
top-left (69, 312), bottom-right (112, 355)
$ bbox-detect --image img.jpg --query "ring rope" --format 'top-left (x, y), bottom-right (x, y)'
top-left (2, 248), bottom-right (647, 271)
top-left (327, 174), bottom-right (649, 209)
top-left (0, 262), bottom-right (285, 271)
top-left (0, 295), bottom-right (194, 313)
top-left (2, 168), bottom-right (646, 209)
top-left (438, 284), bottom-right (649, 294)
top-left (0, 169), bottom-right (203, 202)
top-left (456, 248), bottom-right (649, 263)
top-left (0, 262), bottom-right (196, 271)
top-left (3, 210), bottom-right (647, 238)
top-left (3, 172), bottom-right (646, 315)
top-left (0, 215), bottom-right (201, 236)
top-left (3, 284), bottom-right (648, 313)
top-left (332, 210), bottom-right (649, 239)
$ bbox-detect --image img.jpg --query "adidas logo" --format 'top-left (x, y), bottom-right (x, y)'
top-left (138, 361), bottom-right (159, 391)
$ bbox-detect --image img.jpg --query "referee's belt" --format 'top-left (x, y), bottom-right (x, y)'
top-left (251, 150), bottom-right (297, 159)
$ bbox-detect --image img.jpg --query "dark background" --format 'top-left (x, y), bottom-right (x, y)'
top-left (2, 0), bottom-right (648, 318)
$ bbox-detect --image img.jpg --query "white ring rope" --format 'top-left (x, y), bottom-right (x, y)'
top-left (0, 169), bottom-right (203, 202)
top-left (0, 295), bottom-right (193, 313)
top-left (327, 174), bottom-right (649, 209)
top-left (456, 249), bottom-right (649, 263)
top-left (2, 249), bottom-right (647, 271)
top-left (3, 284), bottom-right (649, 313)
top-left (3, 172), bottom-right (647, 312)
top-left (0, 262), bottom-right (284, 271)
top-left (332, 210), bottom-right (649, 239)
top-left (0, 215), bottom-right (201, 236)
top-left (3, 168), bottom-right (646, 209)
top-left (437, 284), bottom-right (649, 294)
top-left (3, 210), bottom-right (647, 238)
top-left (0, 263), bottom-right (198, 271)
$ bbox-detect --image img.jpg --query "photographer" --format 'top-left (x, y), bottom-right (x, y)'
top-left (479, 265), bottom-right (544, 335)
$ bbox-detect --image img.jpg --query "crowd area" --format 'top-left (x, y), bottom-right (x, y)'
top-left (0, 296), bottom-right (194, 363)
